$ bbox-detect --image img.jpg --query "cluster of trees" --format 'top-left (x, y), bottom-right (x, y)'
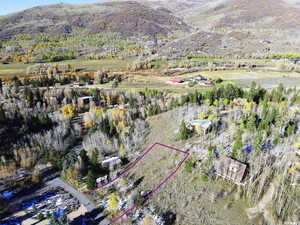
top-left (13, 76), bottom-right (74, 88)
top-left (0, 31), bottom-right (143, 65)
top-left (85, 54), bottom-right (114, 60)
top-left (264, 53), bottom-right (300, 60)
top-left (94, 71), bottom-right (122, 86)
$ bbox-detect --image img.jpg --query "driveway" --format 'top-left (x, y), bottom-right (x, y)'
top-left (46, 178), bottom-right (110, 224)
top-left (46, 178), bottom-right (96, 212)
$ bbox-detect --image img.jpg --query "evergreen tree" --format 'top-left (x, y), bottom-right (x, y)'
top-left (273, 131), bottom-right (281, 145)
top-left (87, 170), bottom-right (97, 190)
top-left (179, 121), bottom-right (189, 140)
top-left (285, 122), bottom-right (296, 137)
top-left (90, 149), bottom-right (99, 168)
top-left (254, 130), bottom-right (264, 152)
top-left (207, 144), bottom-right (213, 159)
top-left (184, 158), bottom-right (194, 173)
top-left (231, 128), bottom-right (243, 159)
top-left (79, 149), bottom-right (89, 176)
top-left (247, 113), bottom-right (257, 132)
top-left (12, 76), bottom-right (21, 87)
top-left (24, 87), bottom-right (34, 106)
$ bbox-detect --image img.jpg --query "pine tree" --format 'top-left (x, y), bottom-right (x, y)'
top-left (247, 113), bottom-right (256, 132)
top-left (24, 87), bottom-right (34, 106)
top-left (90, 149), bottom-right (98, 168)
top-left (179, 121), bottom-right (189, 140)
top-left (286, 122), bottom-right (296, 137)
top-left (87, 170), bottom-right (97, 190)
top-left (231, 129), bottom-right (243, 159)
top-left (254, 130), bottom-right (263, 152)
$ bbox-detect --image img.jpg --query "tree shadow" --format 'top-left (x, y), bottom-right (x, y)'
top-left (161, 211), bottom-right (176, 225)
top-left (133, 176), bottom-right (144, 188)
top-left (70, 207), bottom-right (108, 225)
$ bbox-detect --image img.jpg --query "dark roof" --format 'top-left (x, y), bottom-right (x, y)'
top-left (214, 155), bottom-right (247, 183)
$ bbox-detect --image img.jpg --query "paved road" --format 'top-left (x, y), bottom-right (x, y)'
top-left (46, 178), bottom-right (96, 211)
top-left (46, 178), bottom-right (110, 224)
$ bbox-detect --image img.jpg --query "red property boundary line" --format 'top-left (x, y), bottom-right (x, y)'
top-left (85, 142), bottom-right (189, 224)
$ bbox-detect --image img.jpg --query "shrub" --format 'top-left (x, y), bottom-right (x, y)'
top-left (184, 158), bottom-right (194, 173)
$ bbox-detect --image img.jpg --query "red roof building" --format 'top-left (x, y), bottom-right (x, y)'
top-left (168, 78), bottom-right (183, 83)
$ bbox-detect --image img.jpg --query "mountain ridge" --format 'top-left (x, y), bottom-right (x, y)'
top-left (0, 1), bottom-right (189, 40)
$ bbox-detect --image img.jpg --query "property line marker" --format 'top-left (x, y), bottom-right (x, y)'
top-left (85, 142), bottom-right (189, 224)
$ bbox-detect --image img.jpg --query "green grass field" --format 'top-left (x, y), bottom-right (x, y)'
top-left (0, 63), bottom-right (29, 76)
top-left (0, 58), bottom-right (135, 76)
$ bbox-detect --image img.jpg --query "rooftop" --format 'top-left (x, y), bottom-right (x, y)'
top-left (78, 96), bottom-right (93, 100)
top-left (168, 78), bottom-right (183, 83)
top-left (214, 155), bottom-right (247, 184)
top-left (189, 119), bottom-right (212, 129)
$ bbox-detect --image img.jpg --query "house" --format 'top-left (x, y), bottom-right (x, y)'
top-left (184, 75), bottom-right (207, 82)
top-left (203, 80), bottom-right (214, 86)
top-left (78, 96), bottom-right (93, 107)
top-left (187, 119), bottom-right (212, 134)
top-left (102, 157), bottom-right (122, 170)
top-left (184, 75), bottom-right (213, 86)
top-left (72, 82), bottom-right (83, 88)
top-left (167, 78), bottom-right (183, 84)
top-left (214, 155), bottom-right (247, 184)
top-left (193, 75), bottom-right (207, 81)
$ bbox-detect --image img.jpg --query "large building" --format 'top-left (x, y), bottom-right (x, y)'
top-left (214, 155), bottom-right (247, 184)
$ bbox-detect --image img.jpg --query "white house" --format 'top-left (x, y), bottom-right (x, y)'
top-left (102, 157), bottom-right (122, 170)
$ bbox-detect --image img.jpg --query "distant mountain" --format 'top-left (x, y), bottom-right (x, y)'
top-left (185, 0), bottom-right (300, 30)
top-left (1, 0), bottom-right (300, 57)
top-left (121, 0), bottom-right (300, 30)
top-left (0, 1), bottom-right (189, 40)
top-left (127, 0), bottom-right (300, 56)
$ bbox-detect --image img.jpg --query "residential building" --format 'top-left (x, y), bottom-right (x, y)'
top-left (214, 155), bottom-right (247, 184)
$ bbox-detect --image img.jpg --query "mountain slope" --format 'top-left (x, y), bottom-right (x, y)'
top-left (0, 1), bottom-right (189, 40)
top-left (126, 0), bottom-right (300, 56)
top-left (123, 0), bottom-right (300, 30)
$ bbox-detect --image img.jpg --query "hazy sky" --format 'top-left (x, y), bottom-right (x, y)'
top-left (0, 0), bottom-right (107, 15)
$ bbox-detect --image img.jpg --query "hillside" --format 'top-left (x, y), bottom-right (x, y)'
top-left (125, 0), bottom-right (300, 30)
top-left (118, 0), bottom-right (300, 56)
top-left (0, 1), bottom-right (189, 40)
top-left (1, 0), bottom-right (300, 59)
